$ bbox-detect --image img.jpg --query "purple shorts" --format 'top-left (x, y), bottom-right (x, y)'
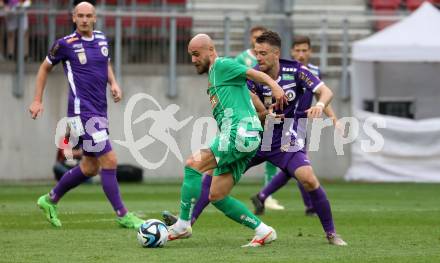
top-left (68, 115), bottom-right (112, 158)
top-left (246, 147), bottom-right (311, 175)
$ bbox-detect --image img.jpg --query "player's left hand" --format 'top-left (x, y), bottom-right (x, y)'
top-left (305, 104), bottom-right (324, 118)
top-left (111, 83), bottom-right (122, 103)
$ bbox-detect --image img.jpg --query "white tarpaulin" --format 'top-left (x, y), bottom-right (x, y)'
top-left (352, 2), bottom-right (440, 62)
top-left (345, 110), bottom-right (440, 182)
top-left (346, 2), bottom-right (440, 182)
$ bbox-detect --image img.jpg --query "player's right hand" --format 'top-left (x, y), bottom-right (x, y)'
top-left (29, 101), bottom-right (43, 119)
top-left (272, 86), bottom-right (288, 111)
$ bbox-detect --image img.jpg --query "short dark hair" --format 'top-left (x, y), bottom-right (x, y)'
top-left (256, 31), bottom-right (281, 49)
top-left (292, 35), bottom-right (311, 48)
top-left (250, 25), bottom-right (268, 34)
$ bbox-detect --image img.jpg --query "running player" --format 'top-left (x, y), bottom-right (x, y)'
top-left (166, 33), bottom-right (287, 247)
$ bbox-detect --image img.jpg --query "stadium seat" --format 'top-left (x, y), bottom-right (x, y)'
top-left (371, 0), bottom-right (401, 31)
top-left (371, 0), bottom-right (401, 10)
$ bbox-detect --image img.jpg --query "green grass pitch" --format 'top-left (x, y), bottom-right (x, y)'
top-left (1, 182), bottom-right (439, 263)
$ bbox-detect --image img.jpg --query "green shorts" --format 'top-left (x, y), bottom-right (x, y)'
top-left (209, 130), bottom-right (261, 184)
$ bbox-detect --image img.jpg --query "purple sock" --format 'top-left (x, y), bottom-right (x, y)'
top-left (101, 169), bottom-right (127, 217)
top-left (50, 166), bottom-right (89, 203)
top-left (258, 171), bottom-right (291, 202)
top-left (308, 186), bottom-right (335, 235)
top-left (297, 181), bottom-right (313, 210)
top-left (191, 174), bottom-right (212, 225)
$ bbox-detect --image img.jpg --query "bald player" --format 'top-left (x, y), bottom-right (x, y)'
top-left (165, 34), bottom-right (287, 247)
top-left (29, 1), bottom-right (144, 229)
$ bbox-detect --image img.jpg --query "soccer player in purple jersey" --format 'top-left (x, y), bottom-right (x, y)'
top-left (259, 35), bottom-right (343, 217)
top-left (163, 31), bottom-right (347, 246)
top-left (28, 1), bottom-right (144, 229)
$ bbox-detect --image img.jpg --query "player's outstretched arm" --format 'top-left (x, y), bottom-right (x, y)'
top-left (249, 91), bottom-right (268, 125)
top-left (246, 68), bottom-right (288, 111)
top-left (306, 84), bottom-right (333, 118)
top-left (108, 63), bottom-right (122, 103)
top-left (29, 60), bottom-right (53, 119)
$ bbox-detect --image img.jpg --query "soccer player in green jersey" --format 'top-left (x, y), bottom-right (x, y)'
top-left (235, 25), bottom-right (283, 211)
top-left (235, 25), bottom-right (267, 68)
top-left (167, 33), bottom-right (287, 247)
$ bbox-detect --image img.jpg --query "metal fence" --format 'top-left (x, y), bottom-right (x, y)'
top-left (1, 6), bottom-right (407, 99)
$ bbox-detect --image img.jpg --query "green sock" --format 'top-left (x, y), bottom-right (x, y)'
top-left (179, 166), bottom-right (203, 221)
top-left (212, 195), bottom-right (261, 230)
top-left (264, 162), bottom-right (278, 185)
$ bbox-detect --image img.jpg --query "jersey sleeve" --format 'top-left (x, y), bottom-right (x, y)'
top-left (297, 65), bottom-right (324, 93)
top-left (46, 39), bottom-right (67, 65)
top-left (217, 58), bottom-right (248, 82)
top-left (246, 79), bottom-right (258, 94)
top-left (235, 52), bottom-right (245, 66)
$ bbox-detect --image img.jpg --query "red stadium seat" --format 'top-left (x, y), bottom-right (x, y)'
top-left (371, 0), bottom-right (401, 10)
top-left (371, 0), bottom-right (401, 31)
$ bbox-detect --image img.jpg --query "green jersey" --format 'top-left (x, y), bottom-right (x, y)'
top-left (208, 57), bottom-right (262, 133)
top-left (235, 49), bottom-right (257, 68)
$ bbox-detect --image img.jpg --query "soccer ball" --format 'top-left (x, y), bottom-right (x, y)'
top-left (137, 219), bottom-right (169, 248)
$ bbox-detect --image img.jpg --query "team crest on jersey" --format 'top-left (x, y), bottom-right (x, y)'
top-left (285, 89), bottom-right (296, 102)
top-left (101, 46), bottom-right (109, 57)
top-left (77, 52), bottom-right (87, 64)
top-left (209, 94), bottom-right (219, 109)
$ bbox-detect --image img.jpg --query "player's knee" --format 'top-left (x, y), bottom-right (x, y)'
top-left (185, 157), bottom-right (203, 170)
top-left (296, 166), bottom-right (319, 190)
top-left (208, 190), bottom-right (226, 202)
top-left (185, 157), bottom-right (196, 168)
top-left (80, 162), bottom-right (99, 176)
top-left (100, 152), bottom-right (118, 169)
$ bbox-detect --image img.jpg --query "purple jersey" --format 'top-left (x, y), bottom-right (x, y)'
top-left (247, 59), bottom-right (323, 151)
top-left (46, 30), bottom-right (110, 118)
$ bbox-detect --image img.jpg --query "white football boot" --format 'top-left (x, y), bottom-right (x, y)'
top-left (264, 196), bottom-right (285, 210)
top-left (242, 226), bottom-right (277, 248)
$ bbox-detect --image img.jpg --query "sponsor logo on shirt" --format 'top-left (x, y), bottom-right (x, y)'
top-left (73, 43), bottom-right (83, 49)
top-left (282, 67), bottom-right (294, 72)
top-left (282, 74), bottom-right (295, 81)
top-left (98, 41), bottom-right (108, 46)
top-left (209, 94), bottom-right (219, 109)
top-left (299, 71), bottom-right (314, 87)
top-left (282, 82), bottom-right (296, 89)
top-left (49, 43), bottom-right (59, 59)
top-left (66, 37), bottom-right (79, 44)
